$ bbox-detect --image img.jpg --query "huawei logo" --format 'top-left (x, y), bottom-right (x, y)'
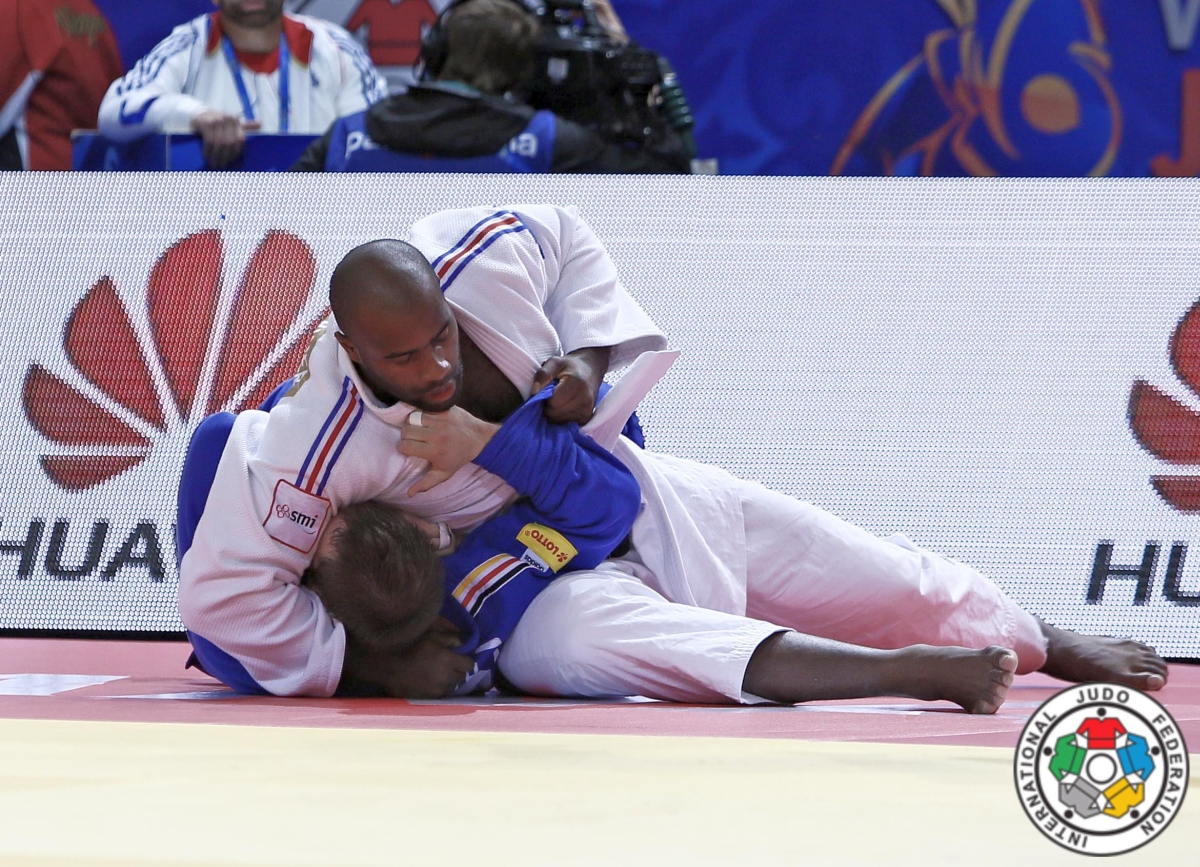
top-left (1128, 300), bottom-right (1200, 511)
top-left (23, 229), bottom-right (327, 491)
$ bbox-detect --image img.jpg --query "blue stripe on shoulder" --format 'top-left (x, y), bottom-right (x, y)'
top-left (440, 224), bottom-right (529, 293)
top-left (329, 29), bottom-right (385, 105)
top-left (316, 398), bottom-right (364, 496)
top-left (296, 377), bottom-right (351, 487)
top-left (429, 210), bottom-right (512, 274)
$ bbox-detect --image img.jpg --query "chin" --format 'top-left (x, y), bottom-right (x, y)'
top-left (412, 378), bottom-right (460, 413)
top-left (417, 393), bottom-right (458, 413)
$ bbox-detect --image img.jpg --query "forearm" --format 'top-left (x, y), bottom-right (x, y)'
top-left (564, 345), bottom-right (610, 396)
top-left (473, 396), bottom-right (640, 552)
top-left (98, 89), bottom-right (207, 140)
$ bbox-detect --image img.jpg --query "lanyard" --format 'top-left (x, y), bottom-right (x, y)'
top-left (220, 31), bottom-right (290, 132)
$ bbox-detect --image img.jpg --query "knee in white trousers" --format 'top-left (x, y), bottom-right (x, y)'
top-left (499, 568), bottom-right (784, 704)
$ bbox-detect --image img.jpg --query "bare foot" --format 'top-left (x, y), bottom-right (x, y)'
top-left (1038, 619), bottom-right (1169, 691)
top-left (742, 633), bottom-right (1017, 711)
top-left (896, 645), bottom-right (1018, 714)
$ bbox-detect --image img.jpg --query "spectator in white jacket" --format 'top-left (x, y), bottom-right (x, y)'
top-left (98, 0), bottom-right (386, 167)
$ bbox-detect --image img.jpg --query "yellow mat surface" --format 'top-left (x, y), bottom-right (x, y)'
top-left (0, 718), bottom-right (1194, 867)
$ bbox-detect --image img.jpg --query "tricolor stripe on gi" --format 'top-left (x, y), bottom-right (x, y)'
top-left (430, 211), bottom-right (528, 292)
top-left (295, 377), bottom-right (364, 496)
top-left (453, 554), bottom-right (531, 616)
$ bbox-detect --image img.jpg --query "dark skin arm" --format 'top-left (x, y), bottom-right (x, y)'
top-left (458, 332), bottom-right (612, 426)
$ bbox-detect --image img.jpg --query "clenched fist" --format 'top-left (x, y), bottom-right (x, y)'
top-left (531, 346), bottom-right (611, 424)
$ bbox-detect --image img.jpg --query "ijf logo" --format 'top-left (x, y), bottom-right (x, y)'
top-left (23, 229), bottom-right (327, 490)
top-left (1014, 683), bottom-right (1188, 855)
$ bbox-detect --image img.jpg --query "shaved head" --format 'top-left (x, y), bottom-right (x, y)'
top-left (329, 240), bottom-right (463, 411)
top-left (329, 239), bottom-right (442, 340)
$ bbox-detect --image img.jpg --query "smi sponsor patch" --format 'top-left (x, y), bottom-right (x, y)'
top-left (263, 481), bottom-right (331, 553)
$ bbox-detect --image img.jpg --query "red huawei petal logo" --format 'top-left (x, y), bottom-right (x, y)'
top-left (1129, 299), bottom-right (1200, 511)
top-left (24, 229), bottom-right (327, 490)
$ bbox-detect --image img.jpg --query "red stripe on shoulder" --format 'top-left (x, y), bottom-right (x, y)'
top-left (205, 12), bottom-right (222, 54)
top-left (283, 15), bottom-right (314, 66)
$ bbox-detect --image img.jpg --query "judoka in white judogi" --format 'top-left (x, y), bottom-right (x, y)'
top-left (177, 204), bottom-right (1048, 700)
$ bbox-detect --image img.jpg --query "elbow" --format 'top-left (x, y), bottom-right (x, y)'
top-left (175, 580), bottom-right (205, 633)
top-left (96, 112), bottom-right (141, 142)
top-left (601, 473), bottom-right (642, 546)
top-left (615, 475), bottom-right (641, 530)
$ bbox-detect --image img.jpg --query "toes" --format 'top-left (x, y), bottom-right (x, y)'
top-left (1135, 653), bottom-right (1169, 677)
top-left (987, 646), bottom-right (1019, 673)
top-left (1142, 672), bottom-right (1166, 691)
top-left (970, 695), bottom-right (1004, 715)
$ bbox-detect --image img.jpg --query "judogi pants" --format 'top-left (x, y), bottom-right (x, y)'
top-left (500, 467), bottom-right (1048, 704)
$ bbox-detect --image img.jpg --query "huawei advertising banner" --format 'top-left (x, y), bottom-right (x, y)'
top-left (2, 173), bottom-right (1200, 658)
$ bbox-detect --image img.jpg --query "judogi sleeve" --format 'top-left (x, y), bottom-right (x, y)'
top-left (441, 386), bottom-right (641, 692)
top-left (177, 410), bottom-right (349, 699)
top-left (412, 205), bottom-right (668, 385)
top-left (97, 21), bottom-right (206, 140)
top-left (472, 385), bottom-right (639, 561)
top-left (515, 204), bottom-right (668, 370)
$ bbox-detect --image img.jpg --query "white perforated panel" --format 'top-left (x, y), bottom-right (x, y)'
top-left (1, 174), bottom-right (1198, 656)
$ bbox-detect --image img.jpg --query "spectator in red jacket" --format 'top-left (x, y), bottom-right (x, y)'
top-left (0, 0), bottom-right (124, 170)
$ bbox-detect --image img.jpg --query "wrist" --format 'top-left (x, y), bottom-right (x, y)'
top-left (466, 414), bottom-right (500, 460)
top-left (567, 345), bottom-right (611, 389)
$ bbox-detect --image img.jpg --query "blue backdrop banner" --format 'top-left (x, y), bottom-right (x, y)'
top-left (90, 0), bottom-right (1200, 176)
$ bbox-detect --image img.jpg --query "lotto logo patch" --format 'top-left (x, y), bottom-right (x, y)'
top-left (263, 480), bottom-right (331, 554)
top-left (516, 523), bottom-right (576, 573)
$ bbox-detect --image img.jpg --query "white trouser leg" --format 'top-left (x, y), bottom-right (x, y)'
top-left (499, 566), bottom-right (785, 703)
top-left (735, 479), bottom-right (1049, 672)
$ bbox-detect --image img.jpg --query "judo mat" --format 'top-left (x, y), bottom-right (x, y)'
top-left (1, 638), bottom-right (1195, 866)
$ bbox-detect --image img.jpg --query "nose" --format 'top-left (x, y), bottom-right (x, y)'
top-left (421, 347), bottom-right (451, 382)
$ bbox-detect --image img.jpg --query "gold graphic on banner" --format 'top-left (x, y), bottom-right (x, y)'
top-left (832, 0), bottom-right (1121, 177)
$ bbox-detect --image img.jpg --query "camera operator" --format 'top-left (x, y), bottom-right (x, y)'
top-left (292, 0), bottom-right (691, 174)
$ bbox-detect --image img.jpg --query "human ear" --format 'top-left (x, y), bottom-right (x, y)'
top-left (334, 330), bottom-right (362, 364)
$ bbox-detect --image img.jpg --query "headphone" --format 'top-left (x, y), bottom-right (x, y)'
top-left (417, 0), bottom-right (546, 81)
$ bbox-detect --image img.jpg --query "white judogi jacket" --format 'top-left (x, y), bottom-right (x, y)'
top-left (178, 204), bottom-right (687, 696)
top-left (98, 12), bottom-right (385, 139)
